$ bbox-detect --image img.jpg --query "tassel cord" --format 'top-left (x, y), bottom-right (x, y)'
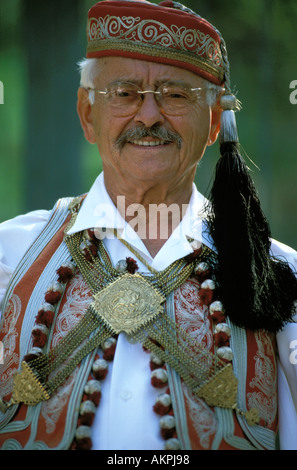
top-left (205, 142), bottom-right (297, 332)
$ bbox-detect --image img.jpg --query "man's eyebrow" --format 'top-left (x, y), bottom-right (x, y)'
top-left (156, 79), bottom-right (198, 88)
top-left (107, 78), bottom-right (143, 86)
top-left (106, 78), bottom-right (199, 88)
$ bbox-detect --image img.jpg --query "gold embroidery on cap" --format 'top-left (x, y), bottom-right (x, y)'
top-left (87, 15), bottom-right (223, 79)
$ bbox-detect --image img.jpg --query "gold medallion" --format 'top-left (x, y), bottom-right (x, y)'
top-left (11, 361), bottom-right (50, 406)
top-left (92, 273), bottom-right (166, 335)
top-left (195, 363), bottom-right (238, 409)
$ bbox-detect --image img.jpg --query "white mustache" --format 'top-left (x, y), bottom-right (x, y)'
top-left (115, 125), bottom-right (182, 150)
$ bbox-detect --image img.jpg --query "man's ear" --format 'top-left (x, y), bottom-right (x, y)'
top-left (77, 87), bottom-right (96, 144)
top-left (208, 103), bottom-right (222, 146)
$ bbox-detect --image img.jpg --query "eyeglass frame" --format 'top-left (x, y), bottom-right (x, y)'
top-left (85, 81), bottom-right (203, 116)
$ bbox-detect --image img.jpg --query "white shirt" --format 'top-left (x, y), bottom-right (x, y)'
top-left (0, 172), bottom-right (297, 450)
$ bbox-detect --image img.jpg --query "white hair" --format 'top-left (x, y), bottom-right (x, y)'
top-left (77, 57), bottom-right (222, 107)
top-left (205, 82), bottom-right (223, 107)
top-left (78, 58), bottom-right (101, 88)
top-left (77, 58), bottom-right (101, 104)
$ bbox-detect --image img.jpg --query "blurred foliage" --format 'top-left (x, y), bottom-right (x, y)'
top-left (0, 0), bottom-right (296, 248)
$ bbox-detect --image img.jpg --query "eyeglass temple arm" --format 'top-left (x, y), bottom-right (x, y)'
top-left (86, 86), bottom-right (202, 95)
top-left (137, 88), bottom-right (202, 94)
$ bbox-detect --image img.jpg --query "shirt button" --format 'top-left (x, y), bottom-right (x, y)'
top-left (120, 390), bottom-right (132, 401)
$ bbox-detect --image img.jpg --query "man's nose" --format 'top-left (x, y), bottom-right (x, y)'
top-left (133, 92), bottom-right (165, 128)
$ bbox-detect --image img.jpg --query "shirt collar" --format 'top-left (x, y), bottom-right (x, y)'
top-left (67, 173), bottom-right (125, 235)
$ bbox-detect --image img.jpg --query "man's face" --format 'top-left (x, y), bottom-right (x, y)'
top-left (78, 57), bottom-right (221, 190)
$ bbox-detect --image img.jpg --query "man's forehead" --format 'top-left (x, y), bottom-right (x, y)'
top-left (94, 56), bottom-right (208, 86)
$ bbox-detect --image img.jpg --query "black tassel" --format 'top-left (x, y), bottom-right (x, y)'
top-left (205, 142), bottom-right (297, 333)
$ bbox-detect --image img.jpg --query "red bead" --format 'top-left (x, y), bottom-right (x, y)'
top-left (36, 304), bottom-right (55, 328)
top-left (57, 262), bottom-right (76, 283)
top-left (32, 326), bottom-right (48, 348)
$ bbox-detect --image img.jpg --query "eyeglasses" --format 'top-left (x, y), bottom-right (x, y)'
top-left (87, 81), bottom-right (203, 116)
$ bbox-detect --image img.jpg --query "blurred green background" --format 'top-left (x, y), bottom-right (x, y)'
top-left (0, 0), bottom-right (296, 249)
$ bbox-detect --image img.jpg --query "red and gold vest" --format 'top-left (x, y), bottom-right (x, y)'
top-left (0, 197), bottom-right (278, 450)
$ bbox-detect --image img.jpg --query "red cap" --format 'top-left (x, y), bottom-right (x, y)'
top-left (86, 0), bottom-right (225, 85)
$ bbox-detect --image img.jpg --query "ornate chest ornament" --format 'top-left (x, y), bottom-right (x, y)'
top-left (0, 201), bottom-right (259, 427)
top-left (92, 273), bottom-right (165, 335)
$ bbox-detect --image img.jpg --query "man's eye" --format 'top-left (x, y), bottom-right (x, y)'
top-left (170, 93), bottom-right (186, 99)
top-left (115, 88), bottom-right (134, 98)
top-left (163, 88), bottom-right (189, 99)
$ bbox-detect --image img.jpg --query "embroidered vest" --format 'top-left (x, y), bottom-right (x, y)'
top-left (0, 197), bottom-right (278, 450)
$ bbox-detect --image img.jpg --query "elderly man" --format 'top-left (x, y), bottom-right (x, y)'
top-left (0, 0), bottom-right (297, 451)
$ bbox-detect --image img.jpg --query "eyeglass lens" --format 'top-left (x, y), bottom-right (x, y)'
top-left (100, 82), bottom-right (201, 116)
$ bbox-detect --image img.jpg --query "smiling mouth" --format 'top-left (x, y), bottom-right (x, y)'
top-left (128, 140), bottom-right (171, 147)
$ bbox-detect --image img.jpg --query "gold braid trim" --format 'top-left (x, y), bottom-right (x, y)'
top-left (87, 40), bottom-right (224, 81)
